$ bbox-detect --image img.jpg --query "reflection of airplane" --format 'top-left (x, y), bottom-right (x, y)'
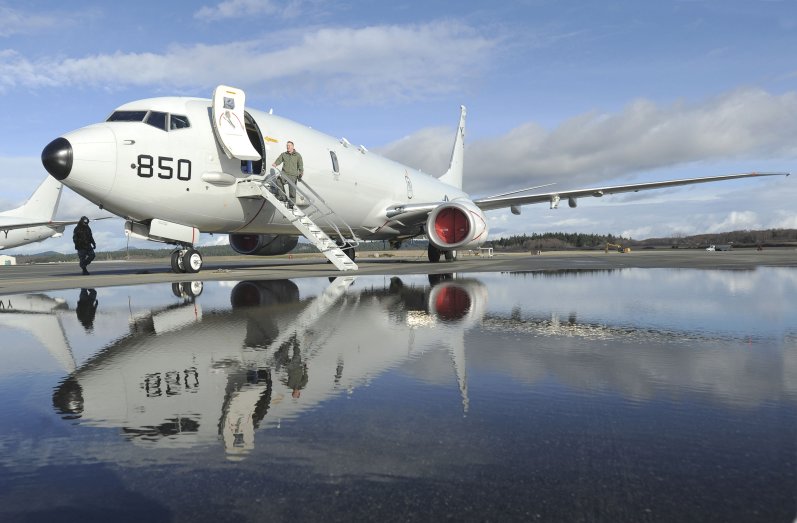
top-left (51, 275), bottom-right (485, 459)
top-left (41, 84), bottom-right (789, 273)
top-left (0, 293), bottom-right (76, 373)
top-left (0, 176), bottom-right (75, 250)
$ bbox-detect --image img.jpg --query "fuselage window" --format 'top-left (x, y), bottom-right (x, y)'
top-left (170, 114), bottom-right (190, 130)
top-left (145, 111), bottom-right (168, 131)
top-left (107, 110), bottom-right (147, 122)
top-left (330, 151), bottom-right (339, 174)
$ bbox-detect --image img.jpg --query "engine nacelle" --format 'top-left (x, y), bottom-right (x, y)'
top-left (426, 200), bottom-right (489, 251)
top-left (229, 234), bottom-right (298, 255)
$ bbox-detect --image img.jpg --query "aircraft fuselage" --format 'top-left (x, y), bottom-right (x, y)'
top-left (50, 97), bottom-right (468, 240)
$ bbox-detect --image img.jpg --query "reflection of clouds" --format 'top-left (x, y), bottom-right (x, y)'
top-left (495, 267), bottom-right (797, 337)
top-left (473, 314), bottom-right (797, 408)
top-left (703, 270), bottom-right (757, 295)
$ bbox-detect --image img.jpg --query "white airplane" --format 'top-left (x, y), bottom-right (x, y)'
top-left (0, 176), bottom-right (77, 251)
top-left (40, 84), bottom-right (790, 273)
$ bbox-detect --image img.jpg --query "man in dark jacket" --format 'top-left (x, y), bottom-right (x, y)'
top-left (72, 216), bottom-right (96, 275)
top-left (76, 288), bottom-right (98, 331)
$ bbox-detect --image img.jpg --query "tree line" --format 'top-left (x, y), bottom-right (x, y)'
top-left (487, 229), bottom-right (797, 251)
top-left (10, 229), bottom-right (797, 264)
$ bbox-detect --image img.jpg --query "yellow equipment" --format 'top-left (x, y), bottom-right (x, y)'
top-left (605, 243), bottom-right (631, 253)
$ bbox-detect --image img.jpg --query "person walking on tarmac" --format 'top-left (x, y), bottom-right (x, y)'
top-left (271, 141), bottom-right (303, 208)
top-left (73, 216), bottom-right (96, 275)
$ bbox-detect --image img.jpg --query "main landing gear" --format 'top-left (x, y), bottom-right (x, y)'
top-left (342, 242), bottom-right (356, 261)
top-left (335, 240), bottom-right (356, 262)
top-left (427, 245), bottom-right (457, 263)
top-left (170, 247), bottom-right (203, 274)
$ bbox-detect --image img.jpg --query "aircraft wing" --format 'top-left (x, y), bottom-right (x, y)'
top-left (473, 172), bottom-right (790, 211)
top-left (0, 216), bottom-right (113, 232)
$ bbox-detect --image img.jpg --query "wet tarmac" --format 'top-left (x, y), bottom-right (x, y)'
top-left (1, 247), bottom-right (795, 294)
top-left (1, 252), bottom-right (796, 521)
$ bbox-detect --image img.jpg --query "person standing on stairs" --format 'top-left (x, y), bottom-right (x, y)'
top-left (271, 141), bottom-right (303, 209)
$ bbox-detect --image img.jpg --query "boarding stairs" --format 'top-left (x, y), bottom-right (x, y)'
top-left (235, 173), bottom-right (359, 271)
top-left (264, 275), bottom-right (356, 358)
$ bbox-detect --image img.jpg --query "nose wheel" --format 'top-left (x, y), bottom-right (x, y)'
top-left (170, 248), bottom-right (204, 274)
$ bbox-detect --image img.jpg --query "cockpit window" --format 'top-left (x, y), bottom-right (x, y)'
top-left (106, 110), bottom-right (190, 132)
top-left (107, 111), bottom-right (147, 122)
top-left (170, 114), bottom-right (190, 130)
top-left (145, 111), bottom-right (167, 131)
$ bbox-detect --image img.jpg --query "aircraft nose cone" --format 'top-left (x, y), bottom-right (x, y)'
top-left (41, 137), bottom-right (73, 180)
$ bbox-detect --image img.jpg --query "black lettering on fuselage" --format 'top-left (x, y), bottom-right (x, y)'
top-left (134, 155), bottom-right (191, 181)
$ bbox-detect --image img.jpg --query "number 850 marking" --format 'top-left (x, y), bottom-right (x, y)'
top-left (134, 154), bottom-right (191, 181)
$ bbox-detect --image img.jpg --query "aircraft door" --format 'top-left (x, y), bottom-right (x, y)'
top-left (211, 85), bottom-right (261, 161)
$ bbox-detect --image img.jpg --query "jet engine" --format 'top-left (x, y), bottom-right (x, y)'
top-left (229, 234), bottom-right (298, 256)
top-left (426, 200), bottom-right (489, 251)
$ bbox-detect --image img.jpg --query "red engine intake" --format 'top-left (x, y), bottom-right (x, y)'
top-left (426, 200), bottom-right (488, 250)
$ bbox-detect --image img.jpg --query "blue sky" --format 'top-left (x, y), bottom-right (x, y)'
top-left (1, 0), bottom-right (796, 253)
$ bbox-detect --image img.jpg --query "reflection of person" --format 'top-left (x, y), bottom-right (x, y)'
top-left (72, 216), bottom-right (96, 275)
top-left (274, 333), bottom-right (308, 398)
top-left (76, 288), bottom-right (98, 332)
top-left (271, 141), bottom-right (303, 207)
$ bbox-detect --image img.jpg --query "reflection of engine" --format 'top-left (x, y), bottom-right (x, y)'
top-left (228, 234), bottom-right (298, 255)
top-left (426, 200), bottom-right (488, 250)
top-left (230, 280), bottom-right (300, 308)
top-left (427, 278), bottom-right (488, 327)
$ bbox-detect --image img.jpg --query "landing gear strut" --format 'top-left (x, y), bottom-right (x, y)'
top-left (170, 247), bottom-right (204, 274)
top-left (343, 242), bottom-right (356, 261)
top-left (336, 240), bottom-right (356, 261)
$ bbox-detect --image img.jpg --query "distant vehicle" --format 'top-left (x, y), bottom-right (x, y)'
top-left (706, 244), bottom-right (732, 251)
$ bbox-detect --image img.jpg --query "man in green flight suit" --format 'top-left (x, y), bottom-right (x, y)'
top-left (271, 141), bottom-right (303, 208)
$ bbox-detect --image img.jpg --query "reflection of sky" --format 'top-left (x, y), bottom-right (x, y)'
top-left (1, 270), bottom-right (797, 520)
top-left (1, 269), bottom-right (795, 398)
top-left (482, 267), bottom-right (797, 338)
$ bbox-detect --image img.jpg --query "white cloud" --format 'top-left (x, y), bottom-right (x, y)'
top-left (194, 0), bottom-right (303, 20)
top-left (0, 22), bottom-right (497, 103)
top-left (0, 6), bottom-right (62, 37)
top-left (376, 88), bottom-right (797, 193)
top-left (705, 210), bottom-right (760, 233)
top-left (621, 225), bottom-right (653, 239)
top-left (771, 210), bottom-right (797, 229)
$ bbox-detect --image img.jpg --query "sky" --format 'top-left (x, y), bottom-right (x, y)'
top-left (1, 0), bottom-right (796, 254)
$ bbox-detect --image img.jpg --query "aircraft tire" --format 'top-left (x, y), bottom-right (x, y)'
top-left (428, 244), bottom-right (441, 263)
top-left (188, 281), bottom-right (204, 296)
top-left (171, 281), bottom-right (203, 298)
top-left (344, 242), bottom-right (356, 261)
top-left (444, 250), bottom-right (457, 262)
top-left (171, 250), bottom-right (186, 273)
top-left (183, 248), bottom-right (203, 273)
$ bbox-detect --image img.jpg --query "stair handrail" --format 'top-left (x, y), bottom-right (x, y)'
top-left (264, 170), bottom-right (360, 247)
